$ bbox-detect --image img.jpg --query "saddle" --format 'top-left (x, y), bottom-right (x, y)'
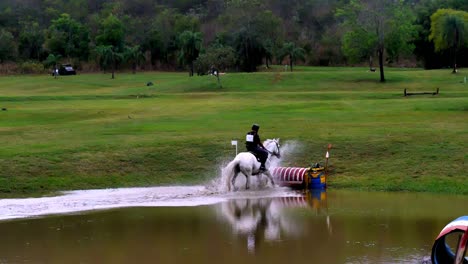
top-left (248, 151), bottom-right (262, 163)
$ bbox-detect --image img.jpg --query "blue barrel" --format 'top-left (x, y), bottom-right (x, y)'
top-left (308, 170), bottom-right (327, 189)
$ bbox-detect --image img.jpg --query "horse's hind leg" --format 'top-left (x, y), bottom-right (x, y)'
top-left (239, 168), bottom-right (251, 190)
top-left (229, 164), bottom-right (243, 191)
top-left (231, 173), bottom-right (238, 191)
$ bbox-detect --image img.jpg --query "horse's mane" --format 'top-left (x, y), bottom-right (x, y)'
top-left (263, 138), bottom-right (278, 145)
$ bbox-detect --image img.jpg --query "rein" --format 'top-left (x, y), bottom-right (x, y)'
top-left (266, 140), bottom-right (281, 159)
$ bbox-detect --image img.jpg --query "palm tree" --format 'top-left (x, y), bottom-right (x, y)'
top-left (278, 42), bottom-right (305, 72)
top-left (124, 45), bottom-right (145, 74)
top-left (43, 53), bottom-right (62, 78)
top-left (96, 45), bottom-right (123, 79)
top-left (263, 39), bottom-right (274, 69)
top-left (442, 15), bottom-right (466, 73)
top-left (429, 9), bottom-right (468, 73)
top-left (178, 31), bottom-right (203, 77)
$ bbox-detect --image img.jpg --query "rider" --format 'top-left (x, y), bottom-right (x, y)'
top-left (246, 124), bottom-right (269, 171)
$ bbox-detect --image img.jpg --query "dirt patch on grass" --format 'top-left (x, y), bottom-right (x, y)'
top-left (271, 73), bottom-right (283, 84)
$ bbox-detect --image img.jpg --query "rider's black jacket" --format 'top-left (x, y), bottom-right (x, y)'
top-left (246, 130), bottom-right (261, 151)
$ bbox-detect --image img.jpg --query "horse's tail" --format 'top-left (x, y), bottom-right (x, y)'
top-left (223, 158), bottom-right (240, 191)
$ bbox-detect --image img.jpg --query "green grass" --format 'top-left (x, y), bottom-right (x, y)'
top-left (0, 67), bottom-right (467, 197)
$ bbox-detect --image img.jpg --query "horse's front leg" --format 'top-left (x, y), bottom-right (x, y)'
top-left (245, 173), bottom-right (251, 190)
top-left (263, 170), bottom-right (276, 187)
top-left (245, 175), bottom-right (250, 190)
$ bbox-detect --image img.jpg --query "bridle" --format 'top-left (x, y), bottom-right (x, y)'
top-left (267, 140), bottom-right (281, 159)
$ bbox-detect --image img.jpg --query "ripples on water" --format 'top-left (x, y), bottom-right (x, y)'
top-left (0, 184), bottom-right (467, 263)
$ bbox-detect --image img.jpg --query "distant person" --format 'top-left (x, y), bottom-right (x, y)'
top-left (245, 124), bottom-right (268, 171)
top-left (210, 65), bottom-right (218, 76)
top-left (53, 68), bottom-right (58, 78)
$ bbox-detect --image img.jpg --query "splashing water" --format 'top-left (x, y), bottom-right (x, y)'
top-left (0, 141), bottom-right (303, 221)
top-left (204, 160), bottom-right (232, 193)
top-left (0, 186), bottom-right (225, 221)
top-left (269, 140), bottom-right (302, 169)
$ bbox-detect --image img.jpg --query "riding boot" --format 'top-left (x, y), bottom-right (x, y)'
top-left (260, 163), bottom-right (266, 171)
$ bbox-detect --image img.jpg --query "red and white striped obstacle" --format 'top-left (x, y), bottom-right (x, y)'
top-left (272, 167), bottom-right (308, 186)
top-left (272, 166), bottom-right (327, 189)
top-left (272, 144), bottom-right (332, 189)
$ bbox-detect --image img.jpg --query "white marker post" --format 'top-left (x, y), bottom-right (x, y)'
top-left (231, 140), bottom-right (238, 156)
top-left (325, 144), bottom-right (332, 173)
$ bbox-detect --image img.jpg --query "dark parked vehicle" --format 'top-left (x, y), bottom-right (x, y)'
top-left (58, 64), bottom-right (76, 75)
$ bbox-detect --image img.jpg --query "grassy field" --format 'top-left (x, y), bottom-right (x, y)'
top-left (0, 66), bottom-right (467, 197)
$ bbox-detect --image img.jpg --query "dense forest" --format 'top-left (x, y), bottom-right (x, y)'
top-left (0, 0), bottom-right (467, 76)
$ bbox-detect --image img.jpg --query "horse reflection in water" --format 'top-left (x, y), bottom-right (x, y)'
top-left (216, 191), bottom-right (331, 253)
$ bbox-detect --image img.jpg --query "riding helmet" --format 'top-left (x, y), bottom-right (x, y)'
top-left (251, 124), bottom-right (260, 131)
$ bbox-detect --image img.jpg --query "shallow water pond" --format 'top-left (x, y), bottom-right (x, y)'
top-left (0, 188), bottom-right (467, 264)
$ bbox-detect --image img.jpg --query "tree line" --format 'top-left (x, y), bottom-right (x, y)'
top-left (0, 0), bottom-right (467, 80)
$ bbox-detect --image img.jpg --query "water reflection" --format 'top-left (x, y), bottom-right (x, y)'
top-left (217, 190), bottom-right (330, 253)
top-left (1, 189), bottom-right (467, 263)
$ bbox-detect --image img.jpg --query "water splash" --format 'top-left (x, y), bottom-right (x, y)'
top-left (204, 160), bottom-right (232, 193)
top-left (269, 140), bottom-right (302, 168)
top-left (0, 186), bottom-right (224, 221)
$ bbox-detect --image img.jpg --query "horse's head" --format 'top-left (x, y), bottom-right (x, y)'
top-left (264, 138), bottom-right (281, 159)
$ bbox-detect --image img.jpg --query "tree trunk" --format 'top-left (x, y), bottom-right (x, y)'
top-left (189, 61), bottom-right (194, 77)
top-left (289, 55), bottom-right (293, 72)
top-left (453, 29), bottom-right (459, 74)
top-left (452, 56), bottom-right (457, 74)
top-left (112, 61), bottom-right (115, 79)
top-left (132, 63), bottom-right (136, 74)
top-left (378, 48), bottom-right (385, 82)
top-left (216, 74), bottom-right (222, 88)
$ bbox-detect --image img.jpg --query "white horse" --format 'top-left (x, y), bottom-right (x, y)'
top-left (224, 139), bottom-right (281, 191)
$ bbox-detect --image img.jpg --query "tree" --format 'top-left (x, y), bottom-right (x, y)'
top-left (429, 9), bottom-right (468, 73)
top-left (318, 25), bottom-right (346, 66)
top-left (277, 42), bottom-right (305, 72)
top-left (233, 27), bottom-right (264, 72)
top-left (177, 30), bottom-right (203, 76)
top-left (95, 15), bottom-right (126, 78)
top-left (194, 45), bottom-right (236, 74)
top-left (19, 21), bottom-right (44, 60)
top-left (143, 28), bottom-right (163, 67)
top-left (194, 45), bottom-right (236, 87)
top-left (148, 9), bottom-right (200, 67)
top-left (96, 45), bottom-right (123, 79)
top-left (251, 10), bottom-right (284, 68)
top-left (0, 28), bottom-right (15, 62)
top-left (385, 15), bottom-right (417, 65)
top-left (412, 0), bottom-right (468, 69)
top-left (43, 53), bottom-right (62, 78)
top-left (219, 1), bottom-right (282, 72)
top-left (336, 0), bottom-right (417, 82)
top-left (45, 13), bottom-right (90, 60)
top-left (124, 45), bottom-right (145, 74)
top-left (96, 14), bottom-right (125, 52)
top-left (263, 39), bottom-right (274, 68)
